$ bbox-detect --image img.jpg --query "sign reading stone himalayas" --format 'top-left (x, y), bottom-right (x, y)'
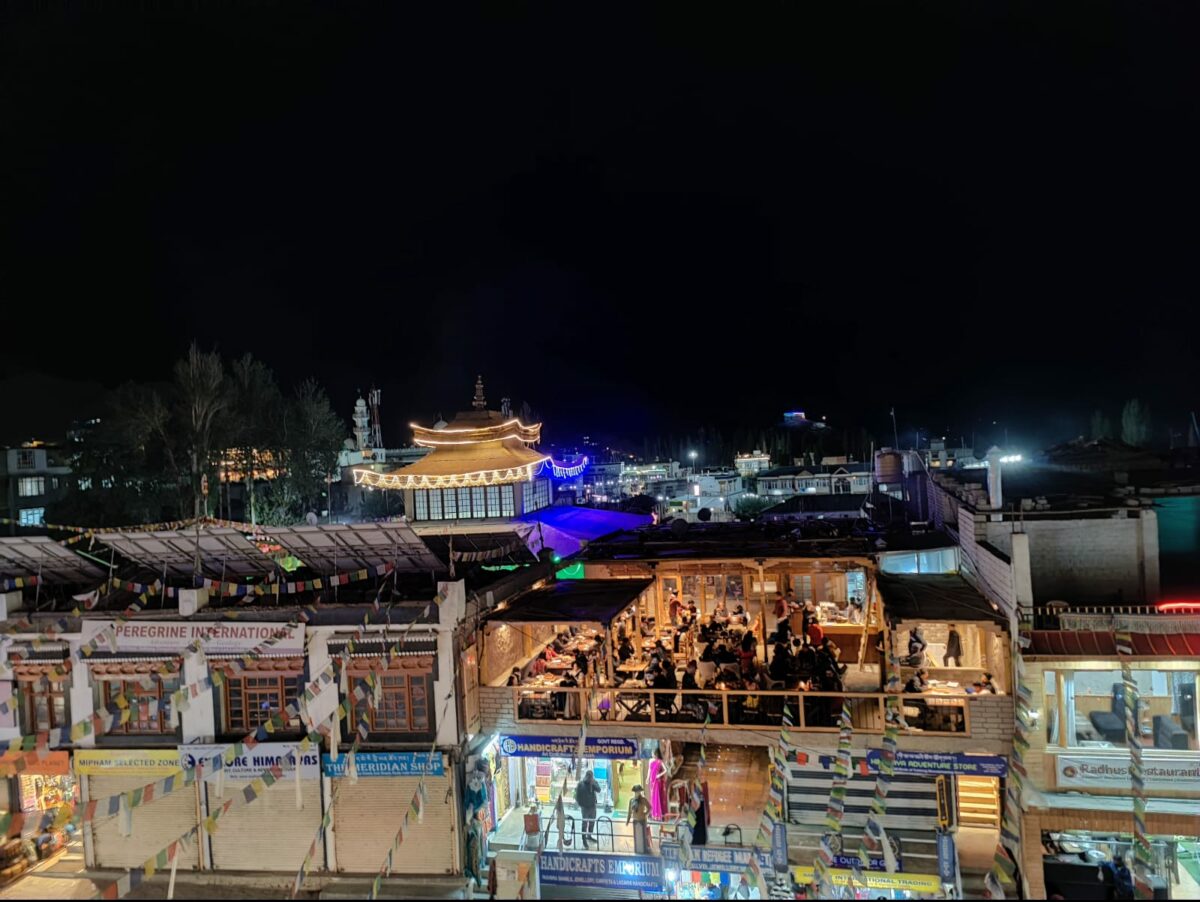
top-left (321, 751), bottom-right (444, 778)
top-left (179, 743), bottom-right (321, 780)
top-left (498, 735), bottom-right (639, 759)
top-left (80, 619), bottom-right (305, 655)
top-left (538, 851), bottom-right (664, 892)
top-left (864, 749), bottom-right (1008, 778)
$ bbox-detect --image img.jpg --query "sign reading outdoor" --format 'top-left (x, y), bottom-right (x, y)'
top-left (864, 749), bottom-right (1008, 778)
top-left (538, 851), bottom-right (663, 892)
top-left (321, 751), bottom-right (444, 778)
top-left (498, 735), bottom-right (638, 758)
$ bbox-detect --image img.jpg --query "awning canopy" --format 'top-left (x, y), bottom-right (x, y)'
top-left (485, 578), bottom-right (654, 627)
top-left (0, 536), bottom-right (106, 584)
top-left (353, 438), bottom-right (549, 490)
top-left (1026, 629), bottom-right (1200, 656)
top-left (263, 523), bottom-right (443, 573)
top-left (876, 573), bottom-right (1007, 624)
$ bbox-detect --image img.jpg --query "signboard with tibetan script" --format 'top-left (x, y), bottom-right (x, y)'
top-left (498, 735), bottom-right (638, 759)
top-left (321, 751), bottom-right (444, 778)
top-left (80, 619), bottom-right (304, 655)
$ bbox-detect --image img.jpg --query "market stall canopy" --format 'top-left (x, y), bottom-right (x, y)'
top-left (0, 535), bottom-right (109, 584)
top-left (92, 527), bottom-right (275, 579)
top-left (485, 578), bottom-right (654, 626)
top-left (262, 523), bottom-right (443, 574)
top-left (876, 573), bottom-right (1007, 624)
top-left (1026, 629), bottom-right (1200, 656)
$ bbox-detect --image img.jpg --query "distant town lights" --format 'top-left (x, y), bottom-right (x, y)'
top-left (999, 454), bottom-right (1023, 463)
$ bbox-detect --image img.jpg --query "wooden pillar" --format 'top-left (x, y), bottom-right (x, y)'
top-left (606, 620), bottom-right (616, 687)
top-left (757, 561), bottom-right (768, 651)
top-left (654, 568), bottom-right (665, 640)
top-left (698, 572), bottom-right (707, 620)
top-left (1054, 667), bottom-right (1066, 747)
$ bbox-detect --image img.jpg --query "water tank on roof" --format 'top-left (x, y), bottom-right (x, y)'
top-left (875, 448), bottom-right (903, 489)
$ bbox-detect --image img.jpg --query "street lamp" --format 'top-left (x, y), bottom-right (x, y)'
top-left (688, 450), bottom-right (697, 475)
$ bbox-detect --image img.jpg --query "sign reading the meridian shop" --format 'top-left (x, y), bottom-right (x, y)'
top-left (321, 751), bottom-right (445, 778)
top-left (80, 619), bottom-right (305, 655)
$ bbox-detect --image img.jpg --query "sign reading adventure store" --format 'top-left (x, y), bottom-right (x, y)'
top-left (179, 743), bottom-right (320, 780)
top-left (864, 749), bottom-right (1008, 778)
top-left (79, 619), bottom-right (305, 655)
top-left (538, 850), bottom-right (664, 893)
top-left (321, 751), bottom-right (445, 778)
top-left (499, 735), bottom-right (638, 758)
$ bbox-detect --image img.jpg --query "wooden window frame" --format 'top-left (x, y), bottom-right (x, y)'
top-left (18, 678), bottom-right (68, 733)
top-left (221, 673), bottom-right (302, 735)
top-left (100, 678), bottom-right (180, 736)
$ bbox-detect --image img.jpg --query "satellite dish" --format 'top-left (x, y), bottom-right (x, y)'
top-left (305, 512), bottom-right (319, 526)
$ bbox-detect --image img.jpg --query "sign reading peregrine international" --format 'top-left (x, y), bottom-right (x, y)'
top-left (80, 619), bottom-right (305, 655)
top-left (498, 735), bottom-right (638, 759)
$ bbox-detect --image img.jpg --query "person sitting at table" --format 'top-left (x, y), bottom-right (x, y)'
top-left (640, 618), bottom-right (656, 638)
top-left (575, 649), bottom-right (589, 676)
top-left (618, 636), bottom-right (635, 663)
top-left (552, 632), bottom-right (568, 654)
top-left (654, 638), bottom-right (671, 660)
top-left (738, 633), bottom-right (758, 673)
top-left (682, 660), bottom-right (701, 691)
top-left (531, 654), bottom-right (547, 676)
top-left (714, 643), bottom-right (738, 665)
top-left (802, 600), bottom-right (817, 633)
top-left (699, 641), bottom-right (716, 663)
top-left (906, 627), bottom-right (927, 666)
top-left (979, 672), bottom-right (997, 694)
top-left (966, 680), bottom-right (985, 694)
top-left (685, 601), bottom-right (699, 625)
top-left (732, 604), bottom-right (750, 626)
top-left (806, 617), bottom-right (824, 647)
top-left (770, 642), bottom-right (793, 683)
top-left (794, 635), bottom-right (816, 676)
top-left (904, 667), bottom-right (930, 694)
top-left (507, 667), bottom-right (523, 686)
top-left (819, 637), bottom-right (847, 678)
top-left (555, 671), bottom-right (579, 718)
top-left (712, 600), bottom-right (730, 623)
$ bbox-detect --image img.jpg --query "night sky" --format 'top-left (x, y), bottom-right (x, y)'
top-left (2, 4), bottom-right (1198, 450)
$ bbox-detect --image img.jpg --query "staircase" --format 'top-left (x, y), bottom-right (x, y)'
top-left (956, 776), bottom-right (1000, 829)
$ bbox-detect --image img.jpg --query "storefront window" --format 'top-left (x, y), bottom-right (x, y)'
top-left (725, 574), bottom-right (745, 604)
top-left (1049, 668), bottom-right (1199, 750)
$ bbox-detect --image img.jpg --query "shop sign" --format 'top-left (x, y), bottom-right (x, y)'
top-left (79, 619), bottom-right (305, 655)
top-left (864, 749), bottom-right (1008, 778)
top-left (74, 749), bottom-right (182, 777)
top-left (538, 850), bottom-right (663, 893)
top-left (830, 854), bottom-right (890, 871)
top-left (0, 750), bottom-right (70, 777)
top-left (936, 829), bottom-right (957, 884)
top-left (661, 841), bottom-right (771, 872)
top-left (1056, 753), bottom-right (1200, 792)
top-left (321, 751), bottom-right (444, 778)
top-left (771, 822), bottom-right (788, 872)
top-left (179, 743), bottom-right (320, 780)
top-left (791, 866), bottom-right (941, 893)
top-left (498, 735), bottom-right (638, 759)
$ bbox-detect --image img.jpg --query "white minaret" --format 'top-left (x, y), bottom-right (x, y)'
top-left (352, 395), bottom-right (370, 451)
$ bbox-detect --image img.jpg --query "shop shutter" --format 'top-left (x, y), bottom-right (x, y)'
top-left (205, 777), bottom-right (322, 871)
top-left (332, 774), bottom-right (457, 874)
top-left (783, 759), bottom-right (938, 830)
top-left (88, 775), bottom-right (201, 870)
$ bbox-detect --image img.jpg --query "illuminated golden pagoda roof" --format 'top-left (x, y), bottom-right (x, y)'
top-left (351, 376), bottom-right (547, 490)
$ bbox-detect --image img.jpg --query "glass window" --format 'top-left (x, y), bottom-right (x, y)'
top-left (17, 477), bottom-right (44, 497)
top-left (501, 484), bottom-right (515, 517)
top-left (351, 673), bottom-right (433, 734)
top-left (846, 570), bottom-right (866, 602)
top-left (486, 485), bottom-right (501, 517)
top-left (19, 678), bottom-right (67, 733)
top-left (413, 490), bottom-right (428, 520)
top-left (442, 488), bottom-right (457, 519)
top-left (223, 674), bottom-right (301, 734)
top-left (1061, 668), bottom-right (1198, 751)
top-left (16, 450), bottom-right (35, 469)
top-left (101, 677), bottom-right (180, 735)
top-left (472, 487), bottom-right (485, 518)
top-left (428, 489), bottom-right (443, 520)
top-left (458, 487), bottom-right (472, 518)
top-left (18, 508), bottom-right (45, 527)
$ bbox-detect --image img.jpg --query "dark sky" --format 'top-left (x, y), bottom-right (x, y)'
top-left (2, 4), bottom-right (1198, 450)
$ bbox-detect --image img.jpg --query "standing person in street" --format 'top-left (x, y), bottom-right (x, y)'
top-left (627, 784), bottom-right (652, 854)
top-left (944, 624), bottom-right (963, 668)
top-left (574, 770), bottom-right (600, 848)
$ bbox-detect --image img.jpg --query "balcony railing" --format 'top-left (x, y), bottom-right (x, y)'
top-left (507, 686), bottom-right (974, 735)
